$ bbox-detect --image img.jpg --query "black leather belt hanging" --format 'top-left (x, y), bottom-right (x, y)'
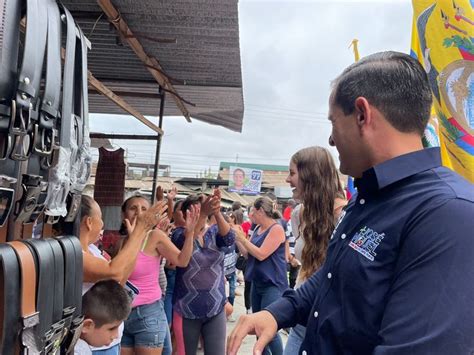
top-left (0, 0), bottom-right (22, 242)
top-left (10, 0), bottom-right (48, 162)
top-left (0, 243), bottom-right (21, 355)
top-left (18, 0), bottom-right (62, 236)
top-left (9, 240), bottom-right (42, 353)
top-left (56, 235), bottom-right (83, 354)
top-left (45, 238), bottom-right (66, 354)
top-left (24, 239), bottom-right (54, 350)
top-left (34, 0), bottom-right (62, 167)
top-left (0, 0), bottom-right (21, 160)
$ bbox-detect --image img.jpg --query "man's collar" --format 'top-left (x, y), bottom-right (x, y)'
top-left (354, 148), bottom-right (441, 195)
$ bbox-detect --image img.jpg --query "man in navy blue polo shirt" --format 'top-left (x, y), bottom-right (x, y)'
top-left (227, 51), bottom-right (474, 355)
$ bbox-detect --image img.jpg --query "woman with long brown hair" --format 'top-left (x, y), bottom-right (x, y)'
top-left (283, 146), bottom-right (347, 355)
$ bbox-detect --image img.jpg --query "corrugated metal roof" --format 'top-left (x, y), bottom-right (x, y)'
top-left (63, 0), bottom-right (244, 132)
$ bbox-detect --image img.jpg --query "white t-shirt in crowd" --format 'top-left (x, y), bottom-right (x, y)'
top-left (74, 338), bottom-right (93, 355)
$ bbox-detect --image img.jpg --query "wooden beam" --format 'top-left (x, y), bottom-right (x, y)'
top-left (97, 0), bottom-right (192, 123)
top-left (88, 72), bottom-right (163, 134)
top-left (21, 16), bottom-right (163, 134)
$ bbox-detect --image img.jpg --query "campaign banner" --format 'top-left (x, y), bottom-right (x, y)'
top-left (228, 166), bottom-right (263, 195)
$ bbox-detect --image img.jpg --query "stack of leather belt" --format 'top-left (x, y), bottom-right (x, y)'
top-left (0, 0), bottom-right (91, 352)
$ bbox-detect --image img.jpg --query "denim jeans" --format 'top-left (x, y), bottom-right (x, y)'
top-left (283, 324), bottom-right (306, 355)
top-left (122, 300), bottom-right (169, 348)
top-left (225, 272), bottom-right (236, 305)
top-left (164, 268), bottom-right (176, 325)
top-left (251, 280), bottom-right (284, 355)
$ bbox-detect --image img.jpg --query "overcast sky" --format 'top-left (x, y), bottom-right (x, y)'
top-left (89, 0), bottom-right (413, 178)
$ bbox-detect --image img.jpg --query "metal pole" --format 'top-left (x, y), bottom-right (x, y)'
top-left (152, 86), bottom-right (165, 203)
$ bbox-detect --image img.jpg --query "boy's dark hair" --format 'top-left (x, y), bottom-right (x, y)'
top-left (82, 280), bottom-right (131, 327)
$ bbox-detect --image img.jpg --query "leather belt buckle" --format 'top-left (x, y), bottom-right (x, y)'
top-left (0, 176), bottom-right (17, 227)
top-left (15, 175), bottom-right (45, 224)
top-left (0, 187), bottom-right (15, 227)
top-left (33, 123), bottom-right (57, 157)
top-left (64, 192), bottom-right (81, 222)
top-left (21, 311), bottom-right (42, 354)
top-left (63, 315), bottom-right (84, 354)
top-left (44, 320), bottom-right (67, 354)
top-left (10, 97), bottom-right (34, 161)
top-left (26, 188), bottom-right (48, 224)
top-left (0, 100), bottom-right (15, 160)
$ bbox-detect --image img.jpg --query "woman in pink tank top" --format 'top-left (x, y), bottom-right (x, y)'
top-left (120, 195), bottom-right (200, 355)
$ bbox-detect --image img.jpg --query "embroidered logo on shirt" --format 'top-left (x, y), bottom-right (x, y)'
top-left (349, 226), bottom-right (385, 261)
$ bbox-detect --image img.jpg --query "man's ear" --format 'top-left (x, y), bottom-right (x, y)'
top-left (81, 318), bottom-right (95, 334)
top-left (354, 97), bottom-right (372, 128)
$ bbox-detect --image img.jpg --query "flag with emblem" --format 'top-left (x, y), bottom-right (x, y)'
top-left (410, 0), bottom-right (474, 183)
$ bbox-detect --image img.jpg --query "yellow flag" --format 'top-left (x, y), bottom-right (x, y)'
top-left (411, 0), bottom-right (473, 182)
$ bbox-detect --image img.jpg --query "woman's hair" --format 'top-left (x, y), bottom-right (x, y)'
top-left (253, 196), bottom-right (275, 219)
top-left (291, 146), bottom-right (344, 280)
top-left (229, 209), bottom-right (244, 225)
top-left (121, 194), bottom-right (149, 212)
top-left (80, 195), bottom-right (96, 220)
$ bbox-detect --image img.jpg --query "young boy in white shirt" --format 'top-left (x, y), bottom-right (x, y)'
top-left (75, 280), bottom-right (131, 354)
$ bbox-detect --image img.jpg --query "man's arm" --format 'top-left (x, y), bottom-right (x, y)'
top-left (227, 269), bottom-right (323, 355)
top-left (266, 267), bottom-right (323, 328)
top-left (374, 198), bottom-right (474, 354)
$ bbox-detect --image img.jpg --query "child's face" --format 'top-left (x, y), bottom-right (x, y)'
top-left (81, 319), bottom-right (122, 347)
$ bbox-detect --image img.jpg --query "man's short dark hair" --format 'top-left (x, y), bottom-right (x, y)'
top-left (331, 51), bottom-right (432, 136)
top-left (82, 280), bottom-right (131, 327)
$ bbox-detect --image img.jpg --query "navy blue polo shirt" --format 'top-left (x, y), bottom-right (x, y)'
top-left (266, 148), bottom-right (474, 354)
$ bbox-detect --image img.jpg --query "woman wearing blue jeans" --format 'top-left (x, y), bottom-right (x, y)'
top-left (236, 197), bottom-right (288, 355)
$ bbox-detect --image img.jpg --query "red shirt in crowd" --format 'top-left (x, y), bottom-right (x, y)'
top-left (241, 221), bottom-right (251, 236)
top-left (283, 206), bottom-right (293, 221)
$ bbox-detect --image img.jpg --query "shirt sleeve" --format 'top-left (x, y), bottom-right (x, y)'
top-left (265, 268), bottom-right (323, 328)
top-left (374, 198), bottom-right (474, 354)
top-left (216, 226), bottom-right (235, 249)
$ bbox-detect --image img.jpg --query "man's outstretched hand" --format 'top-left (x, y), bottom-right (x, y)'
top-left (227, 311), bottom-right (278, 355)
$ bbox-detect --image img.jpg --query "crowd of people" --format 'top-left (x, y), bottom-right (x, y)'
top-left (74, 51), bottom-right (473, 355)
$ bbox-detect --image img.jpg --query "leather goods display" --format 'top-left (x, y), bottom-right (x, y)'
top-left (0, 0), bottom-right (91, 353)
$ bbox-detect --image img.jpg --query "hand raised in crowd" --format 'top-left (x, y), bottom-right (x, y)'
top-left (125, 200), bottom-right (168, 235)
top-left (155, 185), bottom-right (165, 201)
top-left (213, 187), bottom-right (221, 202)
top-left (200, 194), bottom-right (220, 216)
top-left (184, 204), bottom-right (201, 237)
top-left (167, 186), bottom-right (178, 201)
top-left (227, 311), bottom-right (278, 355)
